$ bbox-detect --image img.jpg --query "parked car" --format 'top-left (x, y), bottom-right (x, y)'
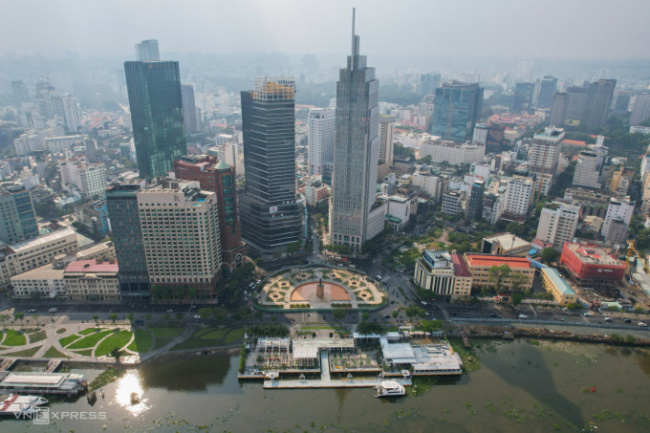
top-left (624, 318), bottom-right (632, 323)
top-left (48, 308), bottom-right (58, 313)
top-left (583, 312), bottom-right (592, 317)
top-left (604, 317), bottom-right (612, 322)
top-left (638, 322), bottom-right (648, 327)
top-left (166, 309), bottom-right (174, 313)
top-left (518, 314), bottom-right (528, 319)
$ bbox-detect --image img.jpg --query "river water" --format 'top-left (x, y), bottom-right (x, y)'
top-left (2, 340), bottom-right (649, 432)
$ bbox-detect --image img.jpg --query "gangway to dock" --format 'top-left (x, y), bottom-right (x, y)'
top-left (45, 360), bottom-right (62, 372)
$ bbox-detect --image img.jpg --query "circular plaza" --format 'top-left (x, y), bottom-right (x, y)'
top-left (258, 267), bottom-right (384, 309)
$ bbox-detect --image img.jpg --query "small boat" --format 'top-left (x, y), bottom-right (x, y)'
top-left (1, 394), bottom-right (48, 407)
top-left (374, 381), bottom-right (406, 398)
top-left (0, 402), bottom-right (41, 417)
top-left (130, 392), bottom-right (140, 405)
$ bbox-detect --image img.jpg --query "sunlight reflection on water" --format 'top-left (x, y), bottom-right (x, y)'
top-left (114, 371), bottom-right (150, 416)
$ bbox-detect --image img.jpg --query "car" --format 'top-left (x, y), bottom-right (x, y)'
top-left (583, 312), bottom-right (592, 317)
top-left (421, 301), bottom-right (428, 306)
top-left (490, 312), bottom-right (497, 318)
top-left (519, 314), bottom-right (528, 319)
top-left (194, 315), bottom-right (201, 319)
top-left (560, 317), bottom-right (565, 322)
top-left (166, 309), bottom-right (174, 313)
top-left (623, 318), bottom-right (632, 323)
top-left (604, 317), bottom-right (612, 322)
top-left (390, 300), bottom-right (395, 304)
top-left (638, 322), bottom-right (648, 327)
top-left (383, 315), bottom-right (390, 319)
top-left (48, 308), bottom-right (58, 313)
top-left (134, 320), bottom-right (144, 325)
top-left (28, 309), bottom-right (36, 313)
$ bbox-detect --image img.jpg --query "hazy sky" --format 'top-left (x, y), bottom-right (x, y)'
top-left (3, 0), bottom-right (649, 60)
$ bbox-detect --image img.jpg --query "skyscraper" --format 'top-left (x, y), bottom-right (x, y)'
top-left (512, 82), bottom-right (535, 112)
top-left (430, 81), bottom-right (483, 142)
top-left (630, 93), bottom-right (650, 126)
top-left (181, 84), bottom-right (199, 135)
top-left (0, 182), bottom-right (38, 244)
top-left (536, 76), bottom-right (557, 109)
top-left (528, 126), bottom-right (565, 176)
top-left (331, 9), bottom-right (381, 252)
top-left (135, 39), bottom-right (160, 61)
top-left (124, 60), bottom-right (187, 179)
top-left (377, 116), bottom-right (395, 180)
top-left (239, 77), bottom-right (302, 254)
top-left (549, 80), bottom-right (615, 128)
top-left (584, 79), bottom-right (616, 129)
top-left (418, 73), bottom-right (441, 96)
top-left (106, 182), bottom-right (150, 302)
top-left (308, 108), bottom-right (335, 180)
top-left (468, 180), bottom-right (485, 221)
top-left (62, 95), bottom-right (81, 133)
top-left (11, 80), bottom-right (30, 104)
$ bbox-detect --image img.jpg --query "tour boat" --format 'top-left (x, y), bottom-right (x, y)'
top-left (1, 394), bottom-right (48, 407)
top-left (374, 381), bottom-right (406, 397)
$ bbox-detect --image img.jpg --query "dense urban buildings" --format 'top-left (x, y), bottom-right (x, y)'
top-left (124, 58), bottom-right (187, 179)
top-left (430, 81), bottom-right (483, 142)
top-left (419, 139), bottom-right (485, 165)
top-left (330, 11), bottom-right (382, 252)
top-left (561, 242), bottom-right (626, 286)
top-left (239, 77), bottom-right (303, 254)
top-left (549, 79), bottom-right (616, 128)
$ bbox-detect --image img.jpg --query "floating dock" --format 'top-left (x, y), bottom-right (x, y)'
top-left (0, 371), bottom-right (86, 396)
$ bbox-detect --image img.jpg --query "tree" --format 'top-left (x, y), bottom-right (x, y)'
top-left (510, 272), bottom-right (530, 293)
top-left (213, 307), bottom-right (228, 322)
top-left (511, 292), bottom-right (524, 305)
top-left (391, 310), bottom-right (399, 319)
top-left (505, 222), bottom-right (525, 236)
top-left (14, 312), bottom-right (24, 325)
top-left (333, 309), bottom-right (348, 320)
top-left (176, 313), bottom-right (184, 320)
top-left (145, 314), bottom-right (152, 322)
top-left (488, 265), bottom-right (511, 292)
top-left (92, 315), bottom-right (99, 324)
top-left (109, 313), bottom-right (118, 323)
top-left (361, 312), bottom-right (370, 321)
top-left (405, 306), bottom-right (425, 322)
top-left (198, 307), bottom-right (213, 319)
top-left (541, 248), bottom-right (560, 264)
top-left (356, 321), bottom-right (387, 334)
top-left (162, 313), bottom-right (171, 321)
top-left (419, 320), bottom-right (443, 332)
top-left (126, 313), bottom-right (134, 323)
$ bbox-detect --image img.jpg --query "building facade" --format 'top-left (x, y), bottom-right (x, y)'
top-left (124, 60), bottom-right (187, 179)
top-left (601, 196), bottom-right (634, 238)
top-left (0, 183), bottom-right (38, 245)
top-left (536, 202), bottom-right (580, 251)
top-left (181, 84), bottom-right (200, 135)
top-left (430, 81), bottom-right (483, 142)
top-left (528, 126), bottom-right (565, 176)
top-left (64, 260), bottom-right (120, 302)
top-left (377, 116), bottom-right (395, 180)
top-left (308, 108), bottom-right (335, 181)
top-left (419, 140), bottom-right (485, 165)
top-left (135, 39), bottom-right (160, 61)
top-left (239, 78), bottom-right (303, 254)
top-left (503, 176), bottom-right (534, 217)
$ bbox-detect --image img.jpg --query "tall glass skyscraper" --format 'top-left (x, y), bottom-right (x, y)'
top-left (239, 77), bottom-right (302, 254)
top-left (124, 60), bottom-right (187, 179)
top-left (430, 81), bottom-right (483, 142)
top-left (330, 10), bottom-right (380, 252)
top-left (0, 183), bottom-right (38, 244)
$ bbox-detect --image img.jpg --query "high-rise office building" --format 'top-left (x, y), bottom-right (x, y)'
top-left (549, 91), bottom-right (569, 126)
top-left (330, 10), bottom-right (381, 252)
top-left (528, 126), bottom-right (565, 176)
top-left (0, 183), bottom-right (38, 244)
top-left (239, 77), bottom-right (302, 254)
top-left (512, 82), bottom-right (535, 112)
top-left (106, 182), bottom-right (150, 302)
top-left (418, 73), bottom-right (441, 96)
top-left (62, 95), bottom-right (81, 133)
top-left (536, 76), bottom-right (557, 109)
top-left (549, 80), bottom-right (616, 129)
top-left (377, 116), bottom-right (395, 180)
top-left (173, 155), bottom-right (246, 272)
top-left (181, 84), bottom-right (200, 135)
top-left (308, 108), bottom-right (335, 180)
top-left (430, 81), bottom-right (483, 142)
top-left (124, 60), bottom-right (187, 179)
top-left (504, 175), bottom-right (534, 217)
top-left (11, 80), bottom-right (30, 104)
top-left (584, 79), bottom-right (616, 129)
top-left (467, 180), bottom-right (485, 221)
top-left (614, 91), bottom-right (631, 116)
top-left (631, 94), bottom-right (650, 126)
top-left (573, 146), bottom-right (607, 189)
top-left (135, 39), bottom-right (160, 61)
top-left (601, 196), bottom-right (634, 239)
top-left (537, 202), bottom-right (580, 250)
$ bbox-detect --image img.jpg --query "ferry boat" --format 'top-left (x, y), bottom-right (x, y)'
top-left (2, 394), bottom-right (48, 406)
top-left (0, 399), bottom-right (41, 417)
top-left (374, 381), bottom-right (406, 397)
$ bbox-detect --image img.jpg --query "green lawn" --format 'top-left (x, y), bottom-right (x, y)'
top-left (171, 327), bottom-right (244, 351)
top-left (79, 328), bottom-right (103, 335)
top-left (198, 328), bottom-right (228, 340)
top-left (95, 330), bottom-right (133, 356)
top-left (67, 329), bottom-right (114, 350)
top-left (127, 329), bottom-right (153, 353)
top-left (74, 349), bottom-right (93, 356)
top-left (223, 328), bottom-right (245, 345)
top-left (3, 345), bottom-right (41, 357)
top-left (59, 334), bottom-right (81, 348)
top-left (43, 346), bottom-right (69, 358)
top-left (28, 331), bottom-right (47, 344)
top-left (3, 329), bottom-right (27, 346)
top-left (56, 328), bottom-right (67, 334)
top-left (149, 327), bottom-right (183, 350)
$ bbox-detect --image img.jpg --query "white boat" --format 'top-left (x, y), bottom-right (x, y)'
top-left (374, 380), bottom-right (406, 397)
top-left (0, 401), bottom-right (41, 417)
top-left (2, 394), bottom-right (48, 406)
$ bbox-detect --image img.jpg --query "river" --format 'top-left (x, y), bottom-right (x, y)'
top-left (2, 340), bottom-right (649, 432)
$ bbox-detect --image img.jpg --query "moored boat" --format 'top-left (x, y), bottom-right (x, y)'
top-left (1, 394), bottom-right (48, 407)
top-left (374, 381), bottom-right (406, 397)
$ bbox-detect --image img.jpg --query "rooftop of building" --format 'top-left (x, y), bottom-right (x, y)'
top-left (451, 253), bottom-right (471, 277)
top-left (542, 267), bottom-right (576, 296)
top-left (465, 254), bottom-right (532, 269)
top-left (563, 243), bottom-right (623, 266)
top-left (422, 250), bottom-right (453, 269)
top-left (10, 262), bottom-right (65, 281)
top-left (483, 233), bottom-right (530, 250)
top-left (563, 139), bottom-right (587, 147)
top-left (534, 126), bottom-right (565, 139)
top-left (65, 259), bottom-right (118, 274)
top-left (2, 228), bottom-right (76, 253)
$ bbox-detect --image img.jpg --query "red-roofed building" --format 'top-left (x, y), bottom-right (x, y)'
top-left (451, 254), bottom-right (472, 298)
top-left (562, 139), bottom-right (587, 148)
top-left (463, 254), bottom-right (535, 291)
top-left (64, 259), bottom-right (120, 301)
top-left (560, 242), bottom-right (625, 286)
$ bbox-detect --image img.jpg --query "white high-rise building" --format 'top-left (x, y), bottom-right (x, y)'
top-left (537, 202), bottom-right (580, 250)
top-left (308, 108), bottom-right (335, 178)
top-left (528, 126), bottom-right (565, 175)
top-left (601, 196), bottom-right (635, 238)
top-left (504, 175), bottom-right (534, 217)
top-left (135, 39), bottom-right (160, 61)
top-left (419, 140), bottom-right (485, 165)
top-left (377, 116), bottom-right (395, 180)
top-left (62, 95), bottom-right (81, 133)
top-left (573, 150), bottom-right (602, 188)
top-left (58, 157), bottom-right (106, 198)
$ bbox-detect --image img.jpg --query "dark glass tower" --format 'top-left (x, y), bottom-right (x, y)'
top-left (512, 82), bottom-right (535, 112)
top-left (431, 81), bottom-right (483, 142)
top-left (0, 183), bottom-right (38, 244)
top-left (124, 61), bottom-right (187, 179)
top-left (468, 180), bottom-right (485, 221)
top-left (330, 9), bottom-right (379, 252)
top-left (537, 76), bottom-right (557, 109)
top-left (239, 78), bottom-right (302, 254)
top-left (106, 183), bottom-right (150, 302)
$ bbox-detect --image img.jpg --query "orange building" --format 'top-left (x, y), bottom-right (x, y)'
top-left (463, 254), bottom-right (535, 291)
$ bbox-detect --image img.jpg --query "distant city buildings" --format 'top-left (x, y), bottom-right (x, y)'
top-left (419, 140), bottom-right (485, 165)
top-left (430, 81), bottom-right (483, 142)
top-left (58, 157), bottom-right (106, 198)
top-left (503, 175), bottom-right (534, 218)
top-left (181, 84), bottom-right (200, 135)
top-left (549, 79), bottom-right (616, 129)
top-left (528, 126), bottom-right (565, 176)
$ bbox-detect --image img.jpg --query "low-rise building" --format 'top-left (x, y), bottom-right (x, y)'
top-left (540, 267), bottom-right (577, 305)
top-left (64, 259), bottom-right (120, 302)
top-left (560, 242), bottom-right (625, 286)
top-left (481, 233), bottom-right (531, 257)
top-left (10, 262), bottom-right (66, 299)
top-left (75, 241), bottom-right (116, 261)
top-left (419, 140), bottom-right (485, 165)
top-left (463, 254), bottom-right (535, 291)
top-left (413, 250), bottom-right (472, 299)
